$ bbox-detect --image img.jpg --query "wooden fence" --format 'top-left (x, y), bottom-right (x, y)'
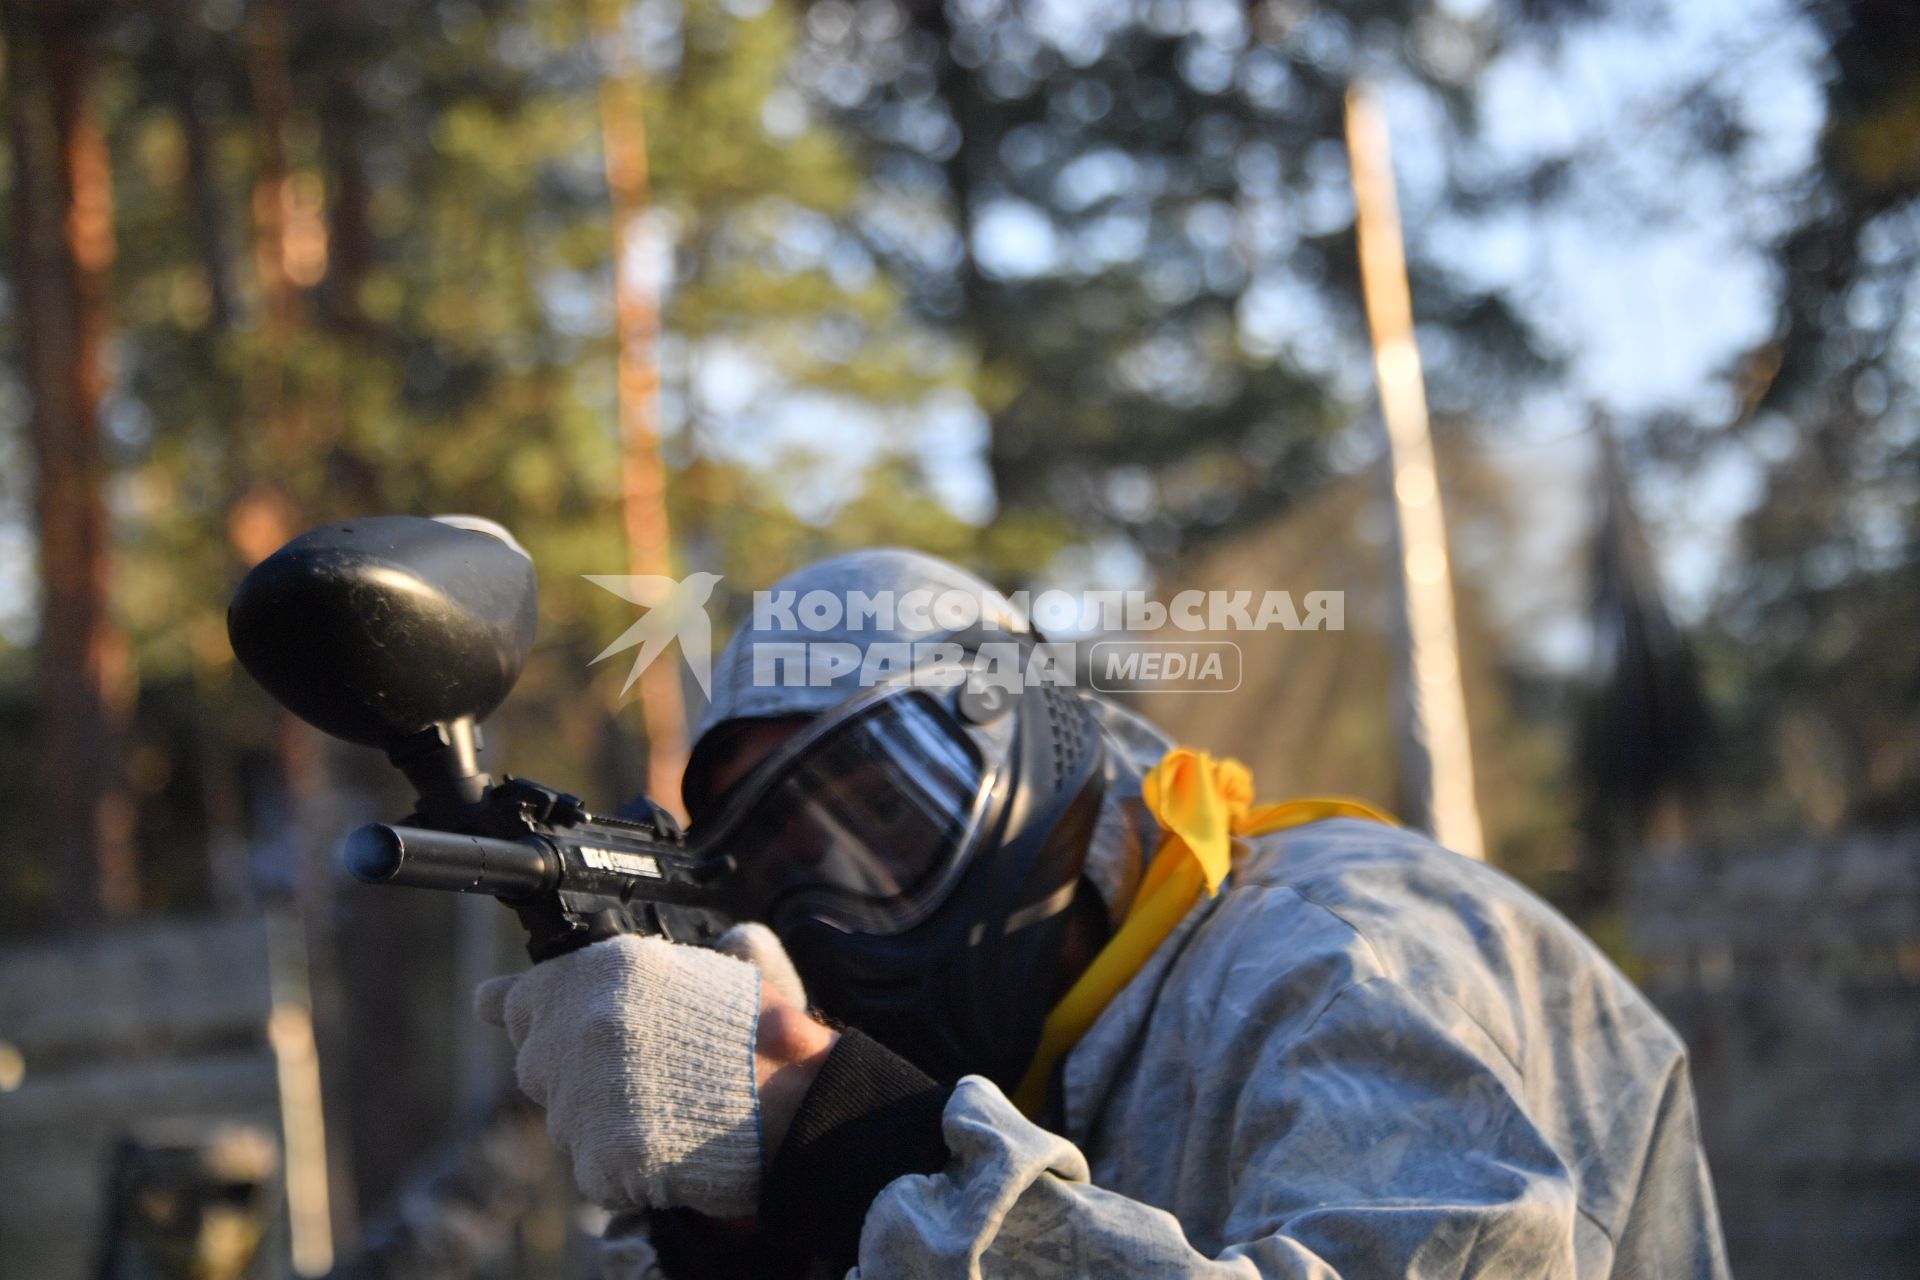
top-left (1630, 828), bottom-right (1920, 1278)
top-left (0, 917), bottom-right (281, 1279)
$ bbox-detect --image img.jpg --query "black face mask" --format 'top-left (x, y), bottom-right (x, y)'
top-left (745, 679), bottom-right (1108, 1087)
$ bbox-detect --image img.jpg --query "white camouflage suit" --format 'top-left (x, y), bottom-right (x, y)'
top-left (605, 550), bottom-right (1730, 1278)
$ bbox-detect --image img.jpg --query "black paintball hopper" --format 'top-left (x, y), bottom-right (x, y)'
top-left (226, 515), bottom-right (538, 811)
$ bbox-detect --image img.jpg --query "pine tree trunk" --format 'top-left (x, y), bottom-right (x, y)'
top-left (7, 3), bottom-right (138, 925)
top-left (590, 0), bottom-right (690, 818)
top-left (239, 2), bottom-right (360, 1254)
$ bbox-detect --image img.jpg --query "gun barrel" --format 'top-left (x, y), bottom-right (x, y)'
top-left (344, 823), bottom-right (553, 897)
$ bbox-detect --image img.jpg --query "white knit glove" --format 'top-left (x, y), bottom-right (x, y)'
top-left (712, 921), bottom-right (806, 1008)
top-left (475, 933), bottom-right (766, 1218)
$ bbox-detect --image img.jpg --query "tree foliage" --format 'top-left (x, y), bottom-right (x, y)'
top-left (788, 0), bottom-right (1577, 568)
top-left (0, 0), bottom-right (958, 926)
top-left (1700, 0), bottom-right (1920, 828)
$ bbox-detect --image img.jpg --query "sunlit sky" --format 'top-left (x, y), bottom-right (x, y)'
top-left (0, 0), bottom-right (1827, 671)
top-left (1421, 0), bottom-right (1823, 661)
top-left (692, 0), bottom-right (1826, 673)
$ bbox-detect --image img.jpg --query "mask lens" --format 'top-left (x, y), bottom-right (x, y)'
top-left (726, 691), bottom-right (988, 916)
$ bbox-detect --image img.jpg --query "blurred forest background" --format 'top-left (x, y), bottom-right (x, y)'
top-left (0, 0), bottom-right (1915, 1276)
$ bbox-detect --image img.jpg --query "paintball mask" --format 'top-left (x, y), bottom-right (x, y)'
top-left (692, 647), bottom-right (1107, 1088)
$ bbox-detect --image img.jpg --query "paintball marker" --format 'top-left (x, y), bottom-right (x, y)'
top-left (227, 515), bottom-right (736, 960)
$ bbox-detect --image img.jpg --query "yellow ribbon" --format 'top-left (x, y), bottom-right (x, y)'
top-left (1011, 748), bottom-right (1396, 1117)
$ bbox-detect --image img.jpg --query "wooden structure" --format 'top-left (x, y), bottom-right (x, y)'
top-left (1631, 829), bottom-right (1920, 1277)
top-left (0, 918), bottom-right (281, 1279)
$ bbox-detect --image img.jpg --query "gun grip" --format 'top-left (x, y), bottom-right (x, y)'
top-left (585, 907), bottom-right (637, 942)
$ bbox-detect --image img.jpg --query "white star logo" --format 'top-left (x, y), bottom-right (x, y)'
top-left (584, 572), bottom-right (724, 698)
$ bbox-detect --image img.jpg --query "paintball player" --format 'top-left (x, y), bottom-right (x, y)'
top-left (475, 550), bottom-right (1730, 1278)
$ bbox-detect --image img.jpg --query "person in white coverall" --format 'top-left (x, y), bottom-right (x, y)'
top-left (476, 550), bottom-right (1730, 1279)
